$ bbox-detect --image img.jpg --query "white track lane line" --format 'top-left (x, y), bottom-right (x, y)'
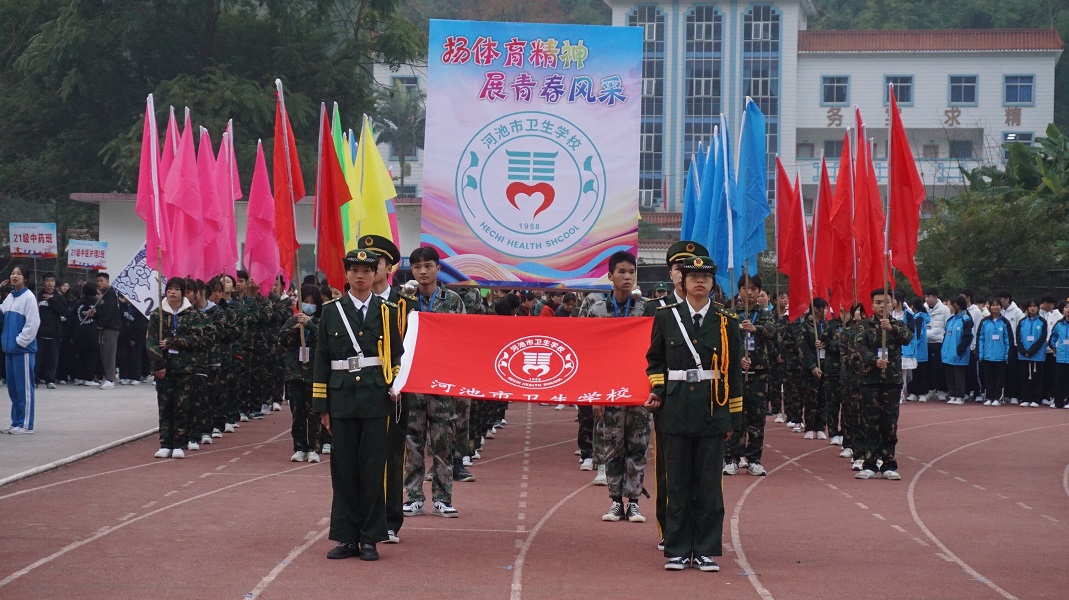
top-left (510, 483), bottom-right (590, 600)
top-left (906, 422), bottom-right (1069, 600)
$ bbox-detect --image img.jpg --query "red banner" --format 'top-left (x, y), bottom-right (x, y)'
top-left (393, 314), bottom-right (652, 406)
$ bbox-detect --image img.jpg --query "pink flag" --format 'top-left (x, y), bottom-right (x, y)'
top-left (243, 140), bottom-right (280, 294)
top-left (135, 95), bottom-right (168, 261)
top-left (162, 109), bottom-right (203, 278)
top-left (196, 128), bottom-right (224, 280)
top-left (215, 121), bottom-right (242, 276)
top-left (159, 107), bottom-right (180, 188)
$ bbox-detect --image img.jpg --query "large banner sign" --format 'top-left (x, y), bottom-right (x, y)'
top-left (9, 223), bottom-right (58, 259)
top-left (421, 20), bottom-right (641, 289)
top-left (67, 240), bottom-right (108, 270)
top-left (393, 313), bottom-right (651, 406)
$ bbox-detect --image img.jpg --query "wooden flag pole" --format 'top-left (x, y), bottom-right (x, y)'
top-left (275, 79), bottom-right (304, 353)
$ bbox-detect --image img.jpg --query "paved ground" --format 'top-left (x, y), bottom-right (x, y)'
top-left (0, 399), bottom-right (1066, 599)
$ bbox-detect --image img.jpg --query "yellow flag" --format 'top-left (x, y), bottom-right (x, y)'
top-left (352, 115), bottom-right (397, 241)
top-left (333, 106), bottom-right (365, 252)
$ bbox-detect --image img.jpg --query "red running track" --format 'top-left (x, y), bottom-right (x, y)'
top-left (0, 402), bottom-right (1066, 599)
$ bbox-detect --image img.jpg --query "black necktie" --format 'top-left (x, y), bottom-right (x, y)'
top-left (356, 303), bottom-right (365, 325)
top-left (693, 313), bottom-right (702, 329)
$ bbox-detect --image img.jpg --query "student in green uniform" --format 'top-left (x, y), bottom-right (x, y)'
top-left (313, 249), bottom-right (404, 562)
top-left (644, 256), bottom-right (743, 572)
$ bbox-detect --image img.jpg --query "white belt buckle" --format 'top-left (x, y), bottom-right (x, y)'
top-left (686, 369), bottom-right (701, 383)
top-left (347, 357), bottom-right (361, 372)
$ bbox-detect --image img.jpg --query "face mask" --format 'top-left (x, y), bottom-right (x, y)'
top-left (301, 303), bottom-right (317, 316)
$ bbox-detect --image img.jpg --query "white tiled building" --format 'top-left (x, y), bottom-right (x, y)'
top-left (602, 0), bottom-right (1063, 223)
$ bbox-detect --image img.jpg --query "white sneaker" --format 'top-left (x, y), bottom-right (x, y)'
top-left (473, 449), bottom-right (481, 460)
top-left (73, 379), bottom-right (85, 386)
top-left (747, 462), bottom-right (767, 476)
top-left (1029, 402), bottom-right (1041, 408)
top-left (906, 394), bottom-right (918, 402)
top-left (129, 380), bottom-right (141, 386)
top-left (291, 451), bottom-right (307, 462)
top-left (187, 441), bottom-right (200, 451)
top-left (240, 414), bottom-right (250, 422)
top-left (851, 459), bottom-right (863, 471)
top-left (224, 423), bottom-right (236, 433)
top-left (200, 434), bottom-right (213, 445)
top-left (84, 380), bottom-right (100, 387)
top-left (119, 379), bottom-right (130, 385)
top-left (484, 430), bottom-right (495, 439)
top-left (462, 455), bottom-right (473, 467)
top-left (321, 443), bottom-right (332, 455)
top-left (386, 530), bottom-right (400, 543)
top-left (306, 451), bottom-right (320, 463)
top-left (839, 447), bottom-right (854, 458)
top-left (738, 457), bottom-right (749, 469)
top-left (990, 400), bottom-right (1001, 407)
top-left (786, 421), bottom-right (796, 428)
top-left (154, 448), bottom-right (172, 459)
top-left (855, 469), bottom-right (878, 480)
top-left (554, 404), bottom-right (565, 410)
top-left (816, 431), bottom-right (828, 440)
top-left (723, 462), bottom-right (739, 475)
top-left (1009, 398), bottom-right (1019, 405)
top-left (792, 425), bottom-right (803, 433)
top-left (99, 380), bottom-right (115, 390)
top-left (881, 470), bottom-right (902, 480)
top-left (271, 402), bottom-right (282, 411)
top-left (580, 458), bottom-right (594, 471)
top-left (830, 435), bottom-right (843, 446)
top-left (983, 400), bottom-right (992, 406)
top-left (803, 431), bottom-right (815, 440)
top-left (403, 500), bottom-right (425, 516)
top-left (46, 382), bottom-right (56, 389)
top-left (592, 465), bottom-right (608, 486)
top-left (574, 449), bottom-right (582, 456)
top-left (211, 428), bottom-right (223, 438)
top-left (774, 413), bottom-right (785, 423)
top-left (498, 419), bottom-right (507, 426)
top-left (171, 448), bottom-right (185, 459)
top-left (432, 501), bottom-right (459, 518)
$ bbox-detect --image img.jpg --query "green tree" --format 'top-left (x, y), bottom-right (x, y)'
top-left (373, 80), bottom-right (426, 198)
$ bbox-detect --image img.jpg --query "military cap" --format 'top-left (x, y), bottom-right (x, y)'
top-left (653, 282), bottom-right (670, 292)
top-left (344, 249), bottom-right (380, 267)
top-left (357, 235), bottom-right (400, 266)
top-left (677, 255), bottom-right (718, 276)
top-left (665, 240), bottom-right (710, 265)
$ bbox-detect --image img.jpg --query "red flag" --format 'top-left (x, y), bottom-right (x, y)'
top-left (829, 130), bottom-right (855, 312)
top-left (162, 110), bottom-right (203, 279)
top-left (215, 121), bottom-right (242, 276)
top-left (852, 109), bottom-right (886, 299)
top-left (315, 106), bottom-right (353, 291)
top-left (775, 157), bottom-right (795, 277)
top-left (273, 85), bottom-right (306, 287)
top-left (811, 156), bottom-right (834, 301)
top-left (393, 314), bottom-right (653, 405)
top-left (135, 95), bottom-right (168, 261)
top-left (888, 91), bottom-right (926, 296)
top-left (786, 173), bottom-right (812, 318)
top-left (244, 140), bottom-right (281, 295)
top-left (196, 128), bottom-right (224, 280)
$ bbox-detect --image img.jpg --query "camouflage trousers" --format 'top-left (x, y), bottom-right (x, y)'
top-left (187, 372), bottom-right (212, 438)
top-left (840, 379), bottom-right (863, 451)
top-left (453, 398), bottom-right (472, 460)
top-left (157, 372), bottom-right (202, 450)
top-left (858, 385), bottom-right (899, 473)
top-left (597, 406), bottom-right (651, 500)
top-left (801, 375), bottom-right (825, 433)
top-left (783, 369), bottom-right (805, 424)
top-left (404, 393), bottom-right (456, 504)
top-left (250, 344), bottom-right (276, 412)
top-left (205, 364), bottom-right (227, 433)
top-left (726, 372), bottom-right (769, 464)
top-left (286, 380), bottom-right (321, 452)
top-left (823, 375), bottom-right (842, 437)
top-left (470, 400), bottom-right (496, 451)
top-left (577, 406), bottom-right (594, 460)
top-left (768, 365), bottom-right (787, 414)
top-left (222, 351), bottom-right (240, 425)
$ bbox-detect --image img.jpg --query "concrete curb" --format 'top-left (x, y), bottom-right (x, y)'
top-left (0, 428), bottom-right (159, 488)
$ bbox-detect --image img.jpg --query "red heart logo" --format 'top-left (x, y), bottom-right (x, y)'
top-left (506, 182), bottom-right (555, 218)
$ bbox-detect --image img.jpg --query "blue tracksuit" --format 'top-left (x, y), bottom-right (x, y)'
top-left (1050, 319), bottom-right (1069, 364)
top-left (941, 313), bottom-right (973, 367)
top-left (904, 310), bottom-right (930, 362)
top-left (978, 316), bottom-right (1013, 363)
top-left (1016, 315), bottom-right (1047, 362)
top-left (2, 287), bottom-right (41, 430)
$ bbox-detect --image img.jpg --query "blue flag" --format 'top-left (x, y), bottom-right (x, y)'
top-left (708, 116), bottom-right (739, 295)
top-left (735, 98), bottom-right (771, 273)
top-left (691, 132), bottom-right (719, 249)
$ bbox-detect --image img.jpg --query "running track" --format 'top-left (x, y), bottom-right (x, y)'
top-left (0, 403), bottom-right (1066, 599)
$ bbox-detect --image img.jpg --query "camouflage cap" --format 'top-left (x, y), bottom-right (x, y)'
top-left (666, 240), bottom-right (710, 265)
top-left (343, 249), bottom-right (380, 267)
top-left (357, 235), bottom-right (400, 266)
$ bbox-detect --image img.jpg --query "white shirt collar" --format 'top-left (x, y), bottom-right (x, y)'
top-left (376, 287), bottom-right (392, 302)
top-left (673, 291), bottom-right (685, 305)
top-left (687, 299), bottom-right (711, 321)
top-left (348, 291), bottom-right (371, 312)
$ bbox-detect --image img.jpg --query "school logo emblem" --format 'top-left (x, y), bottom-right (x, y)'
top-left (495, 336), bottom-right (578, 389)
top-left (456, 111), bottom-right (606, 259)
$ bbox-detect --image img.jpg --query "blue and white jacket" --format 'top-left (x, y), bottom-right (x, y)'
top-left (1049, 318), bottom-right (1069, 364)
top-left (940, 312), bottom-right (973, 367)
top-left (1, 287), bottom-right (41, 354)
top-left (1016, 315), bottom-right (1047, 362)
top-left (904, 309), bottom-right (930, 362)
top-left (978, 315), bottom-right (1013, 363)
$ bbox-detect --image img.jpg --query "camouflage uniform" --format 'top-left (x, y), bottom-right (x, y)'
top-left (217, 297), bottom-right (243, 426)
top-left (201, 301), bottom-right (230, 435)
top-left (768, 312), bottom-right (791, 415)
top-left (783, 319), bottom-right (805, 426)
top-left (726, 303), bottom-right (776, 466)
top-left (851, 314), bottom-right (912, 473)
top-left (269, 294), bottom-right (293, 407)
top-left (248, 293), bottom-right (276, 415)
top-left (147, 300), bottom-right (209, 451)
top-left (839, 319), bottom-right (865, 453)
top-left (821, 319), bottom-right (844, 438)
top-left (280, 313), bottom-right (320, 452)
top-left (405, 285), bottom-right (464, 504)
top-left (587, 294), bottom-right (649, 500)
top-left (797, 317), bottom-right (828, 434)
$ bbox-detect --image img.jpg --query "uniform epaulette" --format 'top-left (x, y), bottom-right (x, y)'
top-left (714, 306), bottom-right (739, 320)
top-left (399, 293), bottom-right (417, 302)
top-left (323, 297), bottom-right (340, 305)
top-left (384, 300), bottom-right (398, 308)
top-left (657, 302), bottom-right (681, 310)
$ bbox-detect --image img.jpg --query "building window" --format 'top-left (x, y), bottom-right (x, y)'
top-left (796, 143), bottom-right (814, 159)
top-left (822, 139), bottom-right (843, 159)
top-left (394, 184), bottom-right (418, 198)
top-left (392, 75), bottom-right (419, 91)
top-left (630, 5), bottom-right (665, 211)
top-left (683, 6), bottom-right (723, 174)
top-left (948, 75), bottom-right (977, 106)
top-left (743, 5), bottom-right (781, 200)
top-left (1003, 75), bottom-right (1034, 106)
top-left (821, 76), bottom-right (849, 106)
top-left (884, 75), bottom-right (913, 105)
top-left (1002, 131), bottom-right (1034, 160)
top-left (922, 144), bottom-right (940, 159)
top-left (948, 140), bottom-right (973, 159)
top-left (389, 144), bottom-right (418, 160)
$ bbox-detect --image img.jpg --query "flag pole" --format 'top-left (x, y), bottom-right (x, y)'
top-left (774, 154), bottom-right (780, 308)
top-left (798, 168), bottom-right (820, 372)
top-left (881, 87), bottom-right (895, 360)
top-left (147, 94), bottom-right (164, 340)
top-left (313, 102), bottom-right (326, 279)
top-left (721, 115), bottom-right (736, 301)
top-left (275, 79), bottom-right (304, 352)
top-left (224, 119), bottom-right (236, 277)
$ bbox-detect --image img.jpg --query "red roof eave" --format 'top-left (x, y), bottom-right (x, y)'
top-left (798, 28), bottom-right (1065, 53)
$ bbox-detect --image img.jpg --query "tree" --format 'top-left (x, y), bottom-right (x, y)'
top-left (373, 80), bottom-right (426, 198)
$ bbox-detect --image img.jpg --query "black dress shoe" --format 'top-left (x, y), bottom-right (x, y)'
top-left (359, 542), bottom-right (379, 561)
top-left (327, 542), bottom-right (359, 559)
